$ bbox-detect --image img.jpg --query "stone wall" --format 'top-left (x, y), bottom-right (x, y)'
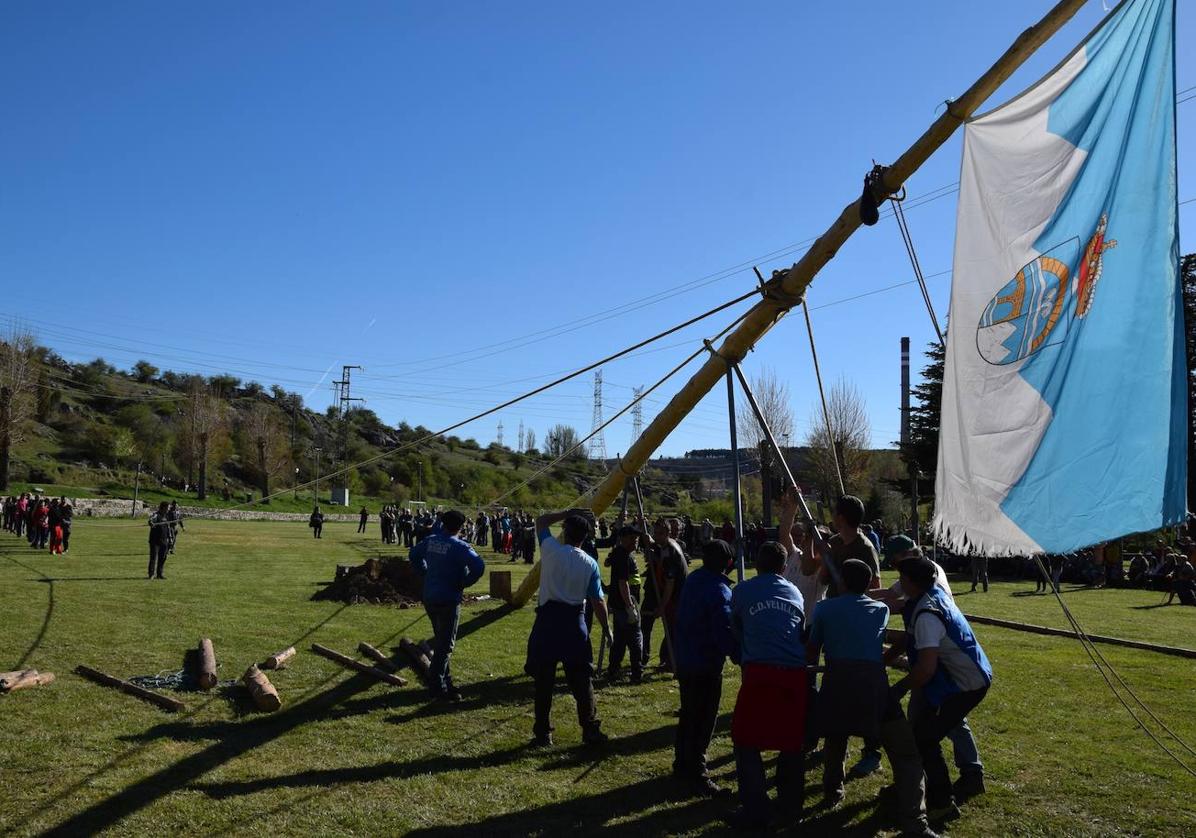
top-left (66, 497), bottom-right (357, 523)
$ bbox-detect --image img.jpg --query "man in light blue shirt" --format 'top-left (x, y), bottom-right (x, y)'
top-left (525, 507), bottom-right (613, 747)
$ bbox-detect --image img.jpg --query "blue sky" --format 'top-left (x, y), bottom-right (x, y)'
top-left (2, 1), bottom-right (1192, 456)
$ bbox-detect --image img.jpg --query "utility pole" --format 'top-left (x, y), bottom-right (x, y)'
top-left (631, 386), bottom-right (644, 446)
top-left (330, 365), bottom-right (363, 501)
top-left (131, 462), bottom-right (142, 517)
top-left (418, 459), bottom-right (424, 502)
top-left (496, 420), bottom-right (504, 449)
top-left (901, 337), bottom-right (918, 536)
top-left (517, 420), bottom-right (525, 453)
top-left (313, 447), bottom-right (322, 505)
top-left (290, 403), bottom-right (298, 500)
top-left (588, 370), bottom-right (608, 461)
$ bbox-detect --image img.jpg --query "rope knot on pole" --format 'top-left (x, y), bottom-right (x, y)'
top-left (758, 268), bottom-right (805, 308)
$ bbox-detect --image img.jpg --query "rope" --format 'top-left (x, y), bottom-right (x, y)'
top-left (801, 299), bottom-right (846, 497)
top-left (889, 196), bottom-right (945, 345)
top-left (483, 307), bottom-right (754, 511)
top-left (1031, 556), bottom-right (1196, 777)
top-left (118, 287), bottom-right (760, 530)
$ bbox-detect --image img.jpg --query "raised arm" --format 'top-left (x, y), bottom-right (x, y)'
top-left (778, 489), bottom-right (798, 554)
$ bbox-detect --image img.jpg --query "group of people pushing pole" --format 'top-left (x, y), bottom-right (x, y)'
top-left (405, 488), bottom-right (992, 835)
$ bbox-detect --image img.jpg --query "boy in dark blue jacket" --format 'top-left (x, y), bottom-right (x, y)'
top-left (410, 509), bottom-right (486, 701)
top-left (673, 539), bottom-right (737, 794)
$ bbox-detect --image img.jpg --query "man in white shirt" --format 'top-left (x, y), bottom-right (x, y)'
top-left (525, 508), bottom-right (613, 748)
top-left (874, 535), bottom-right (953, 612)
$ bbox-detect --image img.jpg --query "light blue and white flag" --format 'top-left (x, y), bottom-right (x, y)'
top-left (935, 0), bottom-right (1182, 556)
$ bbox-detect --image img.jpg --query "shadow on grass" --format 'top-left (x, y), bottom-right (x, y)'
top-left (27, 602), bottom-right (520, 836)
top-left (1, 551), bottom-right (56, 670)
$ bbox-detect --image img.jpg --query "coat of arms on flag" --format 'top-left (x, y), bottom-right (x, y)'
top-left (935, 0), bottom-right (1183, 556)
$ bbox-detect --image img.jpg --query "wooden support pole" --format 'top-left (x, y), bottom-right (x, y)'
top-left (260, 646), bottom-right (296, 670)
top-left (357, 642), bottom-right (399, 672)
top-left (311, 643), bottom-right (408, 687)
top-left (241, 665), bottom-right (282, 711)
top-left (74, 665), bottom-right (185, 713)
top-left (398, 638), bottom-right (432, 683)
top-left (197, 638), bottom-right (217, 690)
top-left (0, 669), bottom-right (55, 693)
top-left (511, 0), bottom-right (1090, 608)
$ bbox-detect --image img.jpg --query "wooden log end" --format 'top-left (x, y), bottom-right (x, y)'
top-left (241, 665), bottom-right (282, 712)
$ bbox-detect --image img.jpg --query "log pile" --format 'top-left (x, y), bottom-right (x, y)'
top-left (312, 558), bottom-right (424, 606)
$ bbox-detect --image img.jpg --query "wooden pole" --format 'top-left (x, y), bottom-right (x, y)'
top-left (197, 638), bottom-right (217, 690)
top-left (242, 665), bottom-right (282, 711)
top-left (509, 0), bottom-right (1092, 609)
top-left (0, 669), bottom-right (54, 693)
top-left (357, 642), bottom-right (400, 672)
top-left (311, 643), bottom-right (408, 687)
top-left (75, 665), bottom-right (185, 712)
top-left (726, 363), bottom-right (746, 584)
top-left (260, 646), bottom-right (296, 670)
top-left (398, 638), bottom-right (432, 683)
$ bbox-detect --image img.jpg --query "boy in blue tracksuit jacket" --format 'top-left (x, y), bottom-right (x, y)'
top-left (410, 509), bottom-right (486, 701)
top-left (672, 539), bottom-right (737, 794)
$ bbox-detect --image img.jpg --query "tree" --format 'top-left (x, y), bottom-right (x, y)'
top-left (524, 428), bottom-right (536, 453)
top-left (802, 377), bottom-right (872, 503)
top-left (180, 381), bottom-right (228, 499)
top-left (35, 368), bottom-right (60, 423)
top-left (544, 424), bottom-right (582, 460)
top-left (244, 402), bottom-right (289, 502)
top-left (735, 366), bottom-right (795, 456)
top-left (900, 339), bottom-right (945, 489)
top-left (132, 361), bottom-right (159, 383)
top-left (0, 328), bottom-right (36, 490)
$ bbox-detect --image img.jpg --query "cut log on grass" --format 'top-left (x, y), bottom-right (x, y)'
top-left (197, 638), bottom-right (218, 689)
top-left (260, 646), bottom-right (296, 670)
top-left (357, 642), bottom-right (399, 673)
top-left (310, 644), bottom-right (408, 687)
top-left (417, 639), bottom-right (434, 659)
top-left (0, 669), bottom-right (55, 693)
top-left (399, 638), bottom-right (432, 683)
top-left (489, 570), bottom-right (512, 603)
top-left (241, 665), bottom-right (282, 712)
top-left (74, 665), bottom-right (185, 712)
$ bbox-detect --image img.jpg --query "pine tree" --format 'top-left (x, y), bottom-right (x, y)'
top-left (900, 338), bottom-right (945, 490)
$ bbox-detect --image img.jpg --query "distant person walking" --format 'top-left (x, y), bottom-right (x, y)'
top-left (309, 506), bottom-right (324, 539)
top-left (148, 501), bottom-right (171, 579)
top-left (358, 506), bottom-right (369, 534)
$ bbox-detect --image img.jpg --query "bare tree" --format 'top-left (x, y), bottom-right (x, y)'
top-left (244, 402), bottom-right (290, 503)
top-left (180, 381), bottom-right (228, 500)
top-left (524, 428), bottom-right (536, 453)
top-left (736, 366), bottom-right (795, 456)
top-left (0, 328), bottom-right (37, 491)
top-left (802, 377), bottom-right (872, 504)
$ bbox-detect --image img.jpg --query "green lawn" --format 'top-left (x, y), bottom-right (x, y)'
top-left (1, 520), bottom-right (1194, 836)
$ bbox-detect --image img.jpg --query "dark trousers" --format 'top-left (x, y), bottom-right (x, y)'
top-left (148, 543), bottom-right (169, 577)
top-left (734, 747), bottom-right (805, 825)
top-left (640, 610), bottom-right (674, 669)
top-left (609, 606), bottom-right (643, 677)
top-left (403, 526), bottom-right (413, 547)
top-left (674, 669), bottom-right (723, 777)
top-left (358, 520), bottom-right (367, 533)
top-left (313, 524), bottom-right (322, 538)
top-left (531, 661), bottom-right (597, 738)
top-left (425, 602), bottom-right (461, 693)
top-left (911, 686), bottom-right (989, 806)
top-left (36, 525), bottom-right (50, 548)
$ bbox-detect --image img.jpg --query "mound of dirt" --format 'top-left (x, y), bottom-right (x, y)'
top-left (312, 558), bottom-right (424, 607)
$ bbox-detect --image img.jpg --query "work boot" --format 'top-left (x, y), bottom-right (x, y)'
top-left (848, 750), bottom-right (883, 778)
top-left (952, 772), bottom-right (986, 803)
top-left (582, 723), bottom-right (609, 746)
top-left (531, 732), bottom-right (553, 748)
top-left (927, 798), bottom-right (961, 824)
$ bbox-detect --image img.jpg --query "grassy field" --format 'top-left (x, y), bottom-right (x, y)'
top-left (1, 519), bottom-right (1194, 837)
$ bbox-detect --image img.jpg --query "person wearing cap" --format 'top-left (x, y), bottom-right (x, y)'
top-left (727, 541), bottom-right (808, 830)
top-left (888, 556), bottom-right (993, 820)
top-left (823, 494), bottom-right (885, 778)
top-left (807, 558), bottom-right (938, 837)
top-left (526, 507), bottom-right (613, 747)
top-left (672, 538), bottom-right (737, 796)
top-left (877, 535), bottom-right (985, 803)
top-left (409, 509), bottom-right (486, 702)
top-left (604, 523), bottom-right (645, 682)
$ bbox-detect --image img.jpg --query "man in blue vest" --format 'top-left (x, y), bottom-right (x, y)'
top-left (889, 556), bottom-right (993, 820)
top-left (410, 509), bottom-right (486, 702)
top-left (525, 507), bottom-right (613, 747)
